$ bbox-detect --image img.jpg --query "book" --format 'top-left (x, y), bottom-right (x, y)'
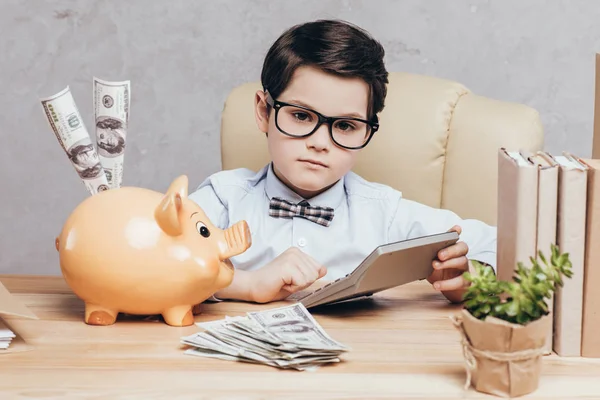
top-left (551, 153), bottom-right (588, 357)
top-left (576, 158), bottom-right (600, 357)
top-left (497, 149), bottom-right (558, 354)
top-left (523, 151), bottom-right (559, 354)
top-left (592, 54), bottom-right (600, 159)
top-left (496, 148), bottom-right (539, 283)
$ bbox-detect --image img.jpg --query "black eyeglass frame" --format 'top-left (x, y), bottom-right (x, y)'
top-left (265, 91), bottom-right (379, 150)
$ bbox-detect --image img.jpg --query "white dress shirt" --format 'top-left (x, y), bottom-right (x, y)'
top-left (188, 163), bottom-right (497, 281)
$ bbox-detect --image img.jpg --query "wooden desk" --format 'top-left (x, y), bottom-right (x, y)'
top-left (1, 274), bottom-right (600, 399)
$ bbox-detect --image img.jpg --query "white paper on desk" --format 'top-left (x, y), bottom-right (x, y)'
top-left (0, 279), bottom-right (39, 353)
top-left (0, 320), bottom-right (15, 338)
top-left (0, 318), bottom-right (16, 350)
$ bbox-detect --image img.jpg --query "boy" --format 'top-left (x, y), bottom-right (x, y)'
top-left (188, 19), bottom-right (496, 304)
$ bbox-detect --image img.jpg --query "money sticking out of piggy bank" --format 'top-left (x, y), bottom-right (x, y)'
top-left (54, 175), bottom-right (251, 327)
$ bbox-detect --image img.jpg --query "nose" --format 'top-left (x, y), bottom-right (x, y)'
top-left (305, 123), bottom-right (331, 151)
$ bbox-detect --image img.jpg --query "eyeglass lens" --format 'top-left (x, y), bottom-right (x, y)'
top-left (276, 105), bottom-right (371, 148)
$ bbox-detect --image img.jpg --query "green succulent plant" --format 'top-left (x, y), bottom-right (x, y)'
top-left (462, 244), bottom-right (573, 325)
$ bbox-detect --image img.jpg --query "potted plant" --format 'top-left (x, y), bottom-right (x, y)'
top-left (451, 244), bottom-right (573, 398)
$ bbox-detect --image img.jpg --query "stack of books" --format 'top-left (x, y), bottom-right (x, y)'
top-left (496, 148), bottom-right (600, 357)
top-left (0, 319), bottom-right (15, 350)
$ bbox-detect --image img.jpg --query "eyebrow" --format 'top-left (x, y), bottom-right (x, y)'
top-left (190, 212), bottom-right (198, 219)
top-left (287, 99), bottom-right (367, 120)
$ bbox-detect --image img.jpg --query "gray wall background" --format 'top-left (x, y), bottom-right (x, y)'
top-left (1, 0), bottom-right (599, 275)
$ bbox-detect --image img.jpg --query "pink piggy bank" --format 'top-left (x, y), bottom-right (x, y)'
top-left (54, 175), bottom-right (251, 327)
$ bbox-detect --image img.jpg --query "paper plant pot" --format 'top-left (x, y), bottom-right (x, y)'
top-left (451, 308), bottom-right (551, 398)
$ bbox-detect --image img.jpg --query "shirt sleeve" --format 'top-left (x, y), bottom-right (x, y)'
top-left (387, 197), bottom-right (497, 271)
top-left (187, 178), bottom-right (230, 231)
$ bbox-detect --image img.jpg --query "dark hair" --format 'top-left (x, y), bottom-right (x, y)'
top-left (260, 19), bottom-right (388, 120)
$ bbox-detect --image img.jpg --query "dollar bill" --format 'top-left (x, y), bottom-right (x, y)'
top-left (182, 330), bottom-right (340, 370)
top-left (184, 347), bottom-right (270, 367)
top-left (93, 77), bottom-right (130, 189)
top-left (181, 303), bottom-right (348, 370)
top-left (247, 303), bottom-right (348, 351)
top-left (41, 86), bottom-right (110, 195)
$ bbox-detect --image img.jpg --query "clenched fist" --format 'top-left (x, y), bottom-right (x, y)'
top-left (250, 246), bottom-right (328, 303)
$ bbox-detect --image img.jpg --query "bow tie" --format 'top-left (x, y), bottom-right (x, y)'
top-left (269, 197), bottom-right (334, 227)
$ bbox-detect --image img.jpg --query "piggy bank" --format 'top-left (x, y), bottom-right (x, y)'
top-left (54, 175), bottom-right (251, 327)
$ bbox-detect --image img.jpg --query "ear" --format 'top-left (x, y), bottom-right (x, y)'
top-left (166, 175), bottom-right (188, 199)
top-left (254, 90), bottom-right (269, 134)
top-left (154, 175), bottom-right (189, 236)
top-left (155, 192), bottom-right (183, 236)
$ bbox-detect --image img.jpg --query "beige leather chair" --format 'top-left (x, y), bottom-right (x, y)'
top-left (220, 71), bottom-right (543, 226)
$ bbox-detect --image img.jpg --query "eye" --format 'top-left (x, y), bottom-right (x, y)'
top-left (335, 120), bottom-right (356, 132)
top-left (292, 111), bottom-right (311, 122)
top-left (196, 221), bottom-right (210, 238)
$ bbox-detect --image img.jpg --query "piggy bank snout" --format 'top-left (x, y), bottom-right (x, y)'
top-left (218, 220), bottom-right (252, 261)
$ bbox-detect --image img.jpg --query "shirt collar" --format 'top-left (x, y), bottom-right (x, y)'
top-left (264, 162), bottom-right (346, 210)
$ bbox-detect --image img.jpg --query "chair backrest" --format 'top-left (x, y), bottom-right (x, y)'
top-left (220, 71), bottom-right (544, 226)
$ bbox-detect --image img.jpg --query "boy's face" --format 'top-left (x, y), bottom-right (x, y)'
top-left (254, 65), bottom-right (370, 199)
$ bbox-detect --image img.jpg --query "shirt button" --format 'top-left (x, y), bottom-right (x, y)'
top-left (297, 238), bottom-right (306, 247)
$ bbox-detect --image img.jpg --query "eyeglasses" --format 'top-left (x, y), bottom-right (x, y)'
top-left (265, 92), bottom-right (379, 150)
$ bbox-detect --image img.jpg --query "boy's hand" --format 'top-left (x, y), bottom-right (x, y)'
top-left (249, 246), bottom-right (327, 303)
top-left (427, 225), bottom-right (470, 303)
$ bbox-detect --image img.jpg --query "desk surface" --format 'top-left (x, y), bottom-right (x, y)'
top-left (1, 274), bottom-right (600, 399)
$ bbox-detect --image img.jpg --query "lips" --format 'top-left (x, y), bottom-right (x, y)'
top-left (299, 159), bottom-right (327, 168)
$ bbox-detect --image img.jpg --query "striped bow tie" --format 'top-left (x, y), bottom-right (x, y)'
top-left (269, 197), bottom-right (334, 227)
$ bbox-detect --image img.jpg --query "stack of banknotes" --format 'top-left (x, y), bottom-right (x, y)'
top-left (40, 77), bottom-right (131, 195)
top-left (182, 303), bottom-right (349, 371)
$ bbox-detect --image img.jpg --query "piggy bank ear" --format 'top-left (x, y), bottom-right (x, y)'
top-left (167, 175), bottom-right (188, 199)
top-left (155, 192), bottom-right (183, 236)
top-left (155, 175), bottom-right (189, 236)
